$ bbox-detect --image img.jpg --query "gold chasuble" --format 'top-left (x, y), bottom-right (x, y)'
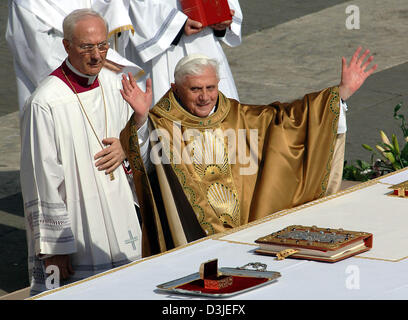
top-left (120, 87), bottom-right (342, 257)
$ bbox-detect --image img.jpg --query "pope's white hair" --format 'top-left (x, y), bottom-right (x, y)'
top-left (63, 8), bottom-right (108, 41)
top-left (174, 54), bottom-right (220, 84)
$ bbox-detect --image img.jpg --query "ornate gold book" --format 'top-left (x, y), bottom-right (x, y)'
top-left (388, 180), bottom-right (408, 198)
top-left (255, 225), bottom-right (373, 262)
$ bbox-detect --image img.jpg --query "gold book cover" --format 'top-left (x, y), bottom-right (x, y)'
top-left (388, 180), bottom-right (408, 198)
top-left (255, 225), bottom-right (373, 262)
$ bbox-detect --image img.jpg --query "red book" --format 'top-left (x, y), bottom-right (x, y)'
top-left (180, 0), bottom-right (232, 27)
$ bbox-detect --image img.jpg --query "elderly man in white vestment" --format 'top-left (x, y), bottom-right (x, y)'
top-left (6, 0), bottom-right (141, 116)
top-left (125, 0), bottom-right (242, 105)
top-left (20, 9), bottom-right (147, 296)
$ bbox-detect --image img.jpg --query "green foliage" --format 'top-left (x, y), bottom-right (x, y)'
top-left (394, 103), bottom-right (408, 137)
top-left (343, 159), bottom-right (379, 182)
top-left (343, 102), bottom-right (408, 181)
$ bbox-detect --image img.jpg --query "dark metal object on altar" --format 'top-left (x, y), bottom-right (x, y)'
top-left (156, 259), bottom-right (281, 298)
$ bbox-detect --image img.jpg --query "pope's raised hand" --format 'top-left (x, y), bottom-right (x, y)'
top-left (339, 47), bottom-right (378, 101)
top-left (120, 72), bottom-right (152, 129)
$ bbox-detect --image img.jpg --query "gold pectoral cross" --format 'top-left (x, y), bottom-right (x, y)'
top-left (109, 172), bottom-right (115, 181)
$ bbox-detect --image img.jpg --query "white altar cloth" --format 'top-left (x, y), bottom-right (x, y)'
top-left (31, 168), bottom-right (408, 300)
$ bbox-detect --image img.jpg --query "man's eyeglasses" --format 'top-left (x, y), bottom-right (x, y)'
top-left (78, 41), bottom-right (109, 54)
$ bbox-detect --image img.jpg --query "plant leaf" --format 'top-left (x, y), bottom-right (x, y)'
top-left (392, 134), bottom-right (400, 155)
top-left (381, 149), bottom-right (396, 164)
top-left (401, 143), bottom-right (408, 162)
top-left (360, 160), bottom-right (371, 169)
top-left (394, 103), bottom-right (402, 115)
top-left (380, 130), bottom-right (391, 145)
top-left (362, 144), bottom-right (373, 151)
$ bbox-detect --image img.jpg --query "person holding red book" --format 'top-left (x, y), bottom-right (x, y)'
top-left (125, 0), bottom-right (242, 105)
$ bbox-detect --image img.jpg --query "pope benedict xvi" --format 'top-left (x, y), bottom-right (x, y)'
top-left (120, 49), bottom-right (377, 258)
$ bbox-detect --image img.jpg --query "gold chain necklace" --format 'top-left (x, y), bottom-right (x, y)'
top-left (61, 68), bottom-right (115, 181)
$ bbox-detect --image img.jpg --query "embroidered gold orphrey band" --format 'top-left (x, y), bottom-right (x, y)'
top-left (61, 68), bottom-right (115, 181)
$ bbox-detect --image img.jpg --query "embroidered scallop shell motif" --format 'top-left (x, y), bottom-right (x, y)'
top-left (207, 183), bottom-right (240, 227)
top-left (157, 98), bottom-right (171, 112)
top-left (192, 130), bottom-right (229, 177)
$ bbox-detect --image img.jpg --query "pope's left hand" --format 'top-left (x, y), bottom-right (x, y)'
top-left (94, 137), bottom-right (126, 174)
top-left (120, 73), bottom-right (152, 130)
top-left (339, 46), bottom-right (378, 101)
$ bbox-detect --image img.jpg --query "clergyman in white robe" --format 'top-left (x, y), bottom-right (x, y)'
top-left (20, 60), bottom-right (148, 296)
top-left (5, 0), bottom-right (140, 116)
top-left (125, 0), bottom-right (243, 105)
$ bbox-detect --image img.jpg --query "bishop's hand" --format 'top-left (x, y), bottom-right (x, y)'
top-left (339, 47), bottom-right (378, 101)
top-left (210, 9), bottom-right (235, 31)
top-left (94, 137), bottom-right (126, 174)
top-left (120, 72), bottom-right (152, 129)
top-left (184, 18), bottom-right (203, 36)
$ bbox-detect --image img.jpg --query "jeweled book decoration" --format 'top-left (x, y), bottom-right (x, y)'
top-left (388, 180), bottom-right (408, 198)
top-left (255, 225), bottom-right (373, 262)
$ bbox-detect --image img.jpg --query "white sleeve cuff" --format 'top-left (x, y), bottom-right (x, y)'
top-left (137, 120), bottom-right (153, 172)
top-left (337, 99), bottom-right (348, 134)
top-left (137, 120), bottom-right (149, 151)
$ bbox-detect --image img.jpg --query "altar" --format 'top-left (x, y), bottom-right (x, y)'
top-left (30, 168), bottom-right (408, 300)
